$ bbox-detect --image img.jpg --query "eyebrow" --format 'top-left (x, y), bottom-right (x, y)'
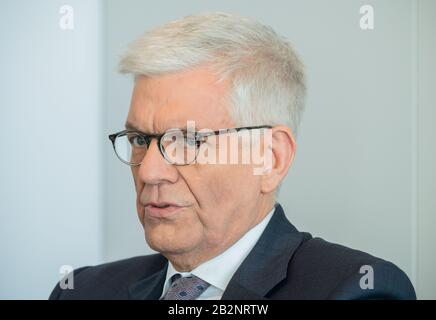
top-left (124, 121), bottom-right (189, 134)
top-left (124, 121), bottom-right (140, 131)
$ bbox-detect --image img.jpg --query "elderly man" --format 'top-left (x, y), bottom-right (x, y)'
top-left (49, 12), bottom-right (415, 300)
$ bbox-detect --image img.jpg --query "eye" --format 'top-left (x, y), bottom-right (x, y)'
top-left (129, 135), bottom-right (147, 147)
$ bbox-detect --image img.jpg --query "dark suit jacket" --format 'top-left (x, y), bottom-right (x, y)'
top-left (49, 204), bottom-right (416, 300)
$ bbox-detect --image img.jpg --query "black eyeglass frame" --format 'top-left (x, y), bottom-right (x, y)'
top-left (108, 125), bottom-right (273, 166)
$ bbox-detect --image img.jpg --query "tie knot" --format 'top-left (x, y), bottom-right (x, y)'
top-left (163, 274), bottom-right (210, 300)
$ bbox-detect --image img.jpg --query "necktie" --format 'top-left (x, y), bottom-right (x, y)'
top-left (162, 274), bottom-right (210, 300)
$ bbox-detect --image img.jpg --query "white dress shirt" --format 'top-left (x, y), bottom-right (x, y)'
top-left (159, 204), bottom-right (276, 300)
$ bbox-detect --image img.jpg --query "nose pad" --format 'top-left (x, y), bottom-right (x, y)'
top-left (137, 136), bottom-right (178, 185)
top-left (140, 136), bottom-right (173, 168)
top-left (144, 137), bottom-right (160, 160)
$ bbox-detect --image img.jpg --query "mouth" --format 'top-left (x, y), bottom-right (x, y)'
top-left (144, 202), bottom-right (187, 218)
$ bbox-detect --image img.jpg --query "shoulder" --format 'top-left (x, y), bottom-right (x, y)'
top-left (278, 236), bottom-right (416, 299)
top-left (49, 254), bottom-right (167, 300)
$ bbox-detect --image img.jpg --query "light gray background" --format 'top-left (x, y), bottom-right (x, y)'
top-left (0, 0), bottom-right (104, 299)
top-left (1, 0), bottom-right (435, 299)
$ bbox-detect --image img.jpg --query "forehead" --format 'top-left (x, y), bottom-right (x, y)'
top-left (126, 67), bottom-right (235, 133)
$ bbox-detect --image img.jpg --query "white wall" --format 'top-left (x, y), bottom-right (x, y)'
top-left (280, 0), bottom-right (415, 284)
top-left (0, 0), bottom-right (104, 299)
top-left (417, 0), bottom-right (436, 300)
top-left (104, 0), bottom-right (436, 299)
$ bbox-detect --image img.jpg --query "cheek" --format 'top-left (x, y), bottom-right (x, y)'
top-left (132, 168), bottom-right (146, 225)
top-left (208, 165), bottom-right (258, 200)
top-left (185, 165), bottom-right (258, 223)
top-left (136, 198), bottom-right (145, 226)
top-left (181, 166), bottom-right (233, 208)
top-left (131, 167), bottom-right (140, 191)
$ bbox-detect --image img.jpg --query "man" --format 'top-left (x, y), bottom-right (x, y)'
top-left (49, 12), bottom-right (416, 300)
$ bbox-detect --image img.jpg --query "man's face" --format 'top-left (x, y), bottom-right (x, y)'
top-left (126, 67), bottom-right (268, 267)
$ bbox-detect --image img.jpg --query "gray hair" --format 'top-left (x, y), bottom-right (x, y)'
top-left (119, 12), bottom-right (306, 138)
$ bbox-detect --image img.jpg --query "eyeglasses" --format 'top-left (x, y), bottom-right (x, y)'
top-left (108, 125), bottom-right (272, 166)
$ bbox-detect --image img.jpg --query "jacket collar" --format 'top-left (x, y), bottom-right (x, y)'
top-left (221, 204), bottom-right (303, 299)
top-left (128, 203), bottom-right (303, 300)
top-left (128, 258), bottom-right (168, 300)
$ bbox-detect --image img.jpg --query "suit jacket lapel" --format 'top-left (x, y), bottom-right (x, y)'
top-left (221, 204), bottom-right (303, 300)
top-left (128, 260), bottom-right (168, 300)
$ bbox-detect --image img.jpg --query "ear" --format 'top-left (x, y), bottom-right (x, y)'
top-left (260, 125), bottom-right (296, 194)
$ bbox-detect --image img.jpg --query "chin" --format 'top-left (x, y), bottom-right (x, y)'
top-left (144, 228), bottom-right (200, 255)
top-left (147, 240), bottom-right (197, 256)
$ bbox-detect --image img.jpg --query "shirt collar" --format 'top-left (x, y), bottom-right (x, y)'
top-left (160, 204), bottom-right (276, 296)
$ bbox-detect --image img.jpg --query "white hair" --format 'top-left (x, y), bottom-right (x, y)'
top-left (119, 12), bottom-right (306, 138)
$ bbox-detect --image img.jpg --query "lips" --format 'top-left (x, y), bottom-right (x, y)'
top-left (144, 201), bottom-right (187, 218)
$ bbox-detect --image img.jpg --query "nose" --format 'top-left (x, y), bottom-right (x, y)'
top-left (136, 138), bottom-right (178, 185)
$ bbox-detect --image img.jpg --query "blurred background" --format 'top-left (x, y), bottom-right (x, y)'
top-left (1, 0), bottom-right (435, 299)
